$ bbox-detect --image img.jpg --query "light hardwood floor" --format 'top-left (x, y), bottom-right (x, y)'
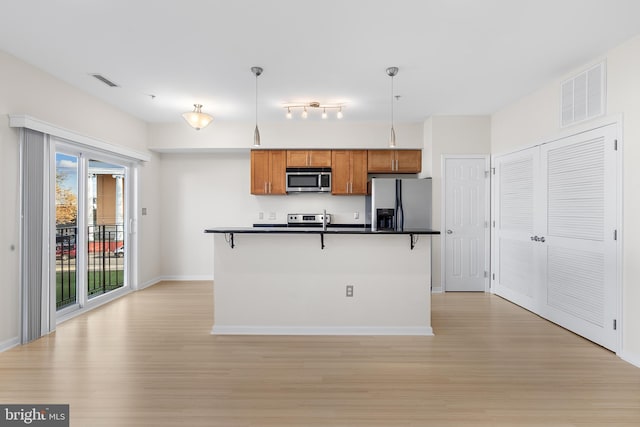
top-left (1, 281), bottom-right (639, 426)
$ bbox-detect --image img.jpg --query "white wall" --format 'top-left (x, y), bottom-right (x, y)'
top-left (423, 116), bottom-right (492, 291)
top-left (0, 50), bottom-right (160, 347)
top-left (137, 151), bottom-right (163, 288)
top-left (608, 35), bottom-right (640, 365)
top-left (159, 152), bottom-right (373, 279)
top-left (149, 121), bottom-right (424, 151)
top-left (152, 120), bottom-right (424, 279)
top-left (491, 34), bottom-right (640, 365)
top-left (156, 117), bottom-right (494, 288)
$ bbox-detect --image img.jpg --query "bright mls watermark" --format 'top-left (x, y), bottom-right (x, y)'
top-left (0, 405), bottom-right (69, 426)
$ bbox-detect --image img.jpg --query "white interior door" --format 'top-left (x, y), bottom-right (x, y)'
top-left (492, 147), bottom-right (540, 311)
top-left (443, 156), bottom-right (489, 291)
top-left (539, 125), bottom-right (619, 350)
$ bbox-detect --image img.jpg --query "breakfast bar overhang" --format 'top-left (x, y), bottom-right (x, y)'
top-left (205, 227), bottom-right (440, 336)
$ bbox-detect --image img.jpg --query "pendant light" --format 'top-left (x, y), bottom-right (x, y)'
top-left (251, 66), bottom-right (263, 147)
top-left (386, 66), bottom-right (399, 147)
top-left (182, 104), bottom-right (213, 130)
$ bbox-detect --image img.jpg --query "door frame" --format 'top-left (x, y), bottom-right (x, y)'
top-left (440, 154), bottom-right (491, 292)
top-left (51, 138), bottom-right (137, 325)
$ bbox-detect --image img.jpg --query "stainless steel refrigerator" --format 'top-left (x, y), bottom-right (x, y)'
top-left (366, 178), bottom-right (432, 231)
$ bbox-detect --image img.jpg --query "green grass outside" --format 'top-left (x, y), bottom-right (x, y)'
top-left (56, 270), bottom-right (124, 309)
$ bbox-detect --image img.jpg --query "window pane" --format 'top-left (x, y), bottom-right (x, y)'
top-left (55, 153), bottom-right (78, 310)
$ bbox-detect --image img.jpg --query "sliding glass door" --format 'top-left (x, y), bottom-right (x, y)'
top-left (54, 142), bottom-right (131, 317)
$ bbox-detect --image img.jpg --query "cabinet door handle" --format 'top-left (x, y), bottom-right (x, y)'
top-left (396, 159), bottom-right (399, 171)
top-left (539, 236), bottom-right (545, 243)
top-left (530, 236), bottom-right (536, 241)
top-left (446, 229), bottom-right (453, 234)
top-left (264, 182), bottom-right (267, 193)
top-left (269, 182), bottom-right (272, 193)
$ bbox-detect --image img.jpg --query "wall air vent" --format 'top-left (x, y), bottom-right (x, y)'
top-left (90, 73), bottom-right (119, 88)
top-left (560, 61), bottom-right (605, 127)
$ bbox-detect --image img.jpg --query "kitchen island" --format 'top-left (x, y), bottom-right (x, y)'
top-left (205, 226), bottom-right (439, 336)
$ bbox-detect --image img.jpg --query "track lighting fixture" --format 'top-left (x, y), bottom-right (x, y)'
top-left (283, 102), bottom-right (345, 119)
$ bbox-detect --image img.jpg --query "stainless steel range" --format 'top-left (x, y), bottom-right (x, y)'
top-left (287, 213), bottom-right (331, 226)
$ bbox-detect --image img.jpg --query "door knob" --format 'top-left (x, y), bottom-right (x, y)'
top-left (446, 229), bottom-right (453, 234)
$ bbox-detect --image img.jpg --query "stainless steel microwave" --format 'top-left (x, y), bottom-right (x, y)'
top-left (285, 168), bottom-right (331, 193)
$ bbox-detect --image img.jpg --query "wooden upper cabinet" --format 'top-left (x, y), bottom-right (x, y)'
top-left (251, 150), bottom-right (286, 195)
top-left (286, 150), bottom-right (332, 167)
top-left (331, 150), bottom-right (368, 195)
top-left (395, 150), bottom-right (422, 173)
top-left (349, 150), bottom-right (368, 194)
top-left (367, 150), bottom-right (395, 172)
top-left (367, 150), bottom-right (422, 173)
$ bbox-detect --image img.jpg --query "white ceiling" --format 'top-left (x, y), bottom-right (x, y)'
top-left (1, 0), bottom-right (640, 125)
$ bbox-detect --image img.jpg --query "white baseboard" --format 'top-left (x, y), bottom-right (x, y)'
top-left (620, 350), bottom-right (640, 369)
top-left (138, 276), bottom-right (213, 290)
top-left (155, 275), bottom-right (213, 282)
top-left (0, 336), bottom-right (20, 353)
top-left (211, 325), bottom-right (434, 336)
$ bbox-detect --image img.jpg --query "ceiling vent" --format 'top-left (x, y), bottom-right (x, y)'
top-left (560, 61), bottom-right (605, 127)
top-left (90, 73), bottom-right (119, 88)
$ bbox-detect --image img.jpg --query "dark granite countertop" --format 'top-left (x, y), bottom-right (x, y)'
top-left (204, 225), bottom-right (440, 235)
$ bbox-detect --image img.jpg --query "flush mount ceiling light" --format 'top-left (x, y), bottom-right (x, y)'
top-left (182, 104), bottom-right (213, 130)
top-left (283, 102), bottom-right (345, 120)
top-left (386, 66), bottom-right (399, 147)
top-left (252, 66), bottom-right (263, 147)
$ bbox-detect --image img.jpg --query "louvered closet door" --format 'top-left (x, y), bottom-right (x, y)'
top-left (493, 147), bottom-right (541, 313)
top-left (539, 124), bottom-right (618, 351)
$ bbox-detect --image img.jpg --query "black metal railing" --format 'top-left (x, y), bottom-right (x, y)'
top-left (87, 224), bottom-right (125, 298)
top-left (56, 225), bottom-right (77, 309)
top-left (56, 224), bottom-right (125, 310)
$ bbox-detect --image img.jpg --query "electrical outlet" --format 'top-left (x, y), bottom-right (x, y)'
top-left (258, 212), bottom-right (264, 220)
top-left (354, 212), bottom-right (359, 220)
top-left (141, 207), bottom-right (147, 216)
top-left (346, 285), bottom-right (354, 297)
